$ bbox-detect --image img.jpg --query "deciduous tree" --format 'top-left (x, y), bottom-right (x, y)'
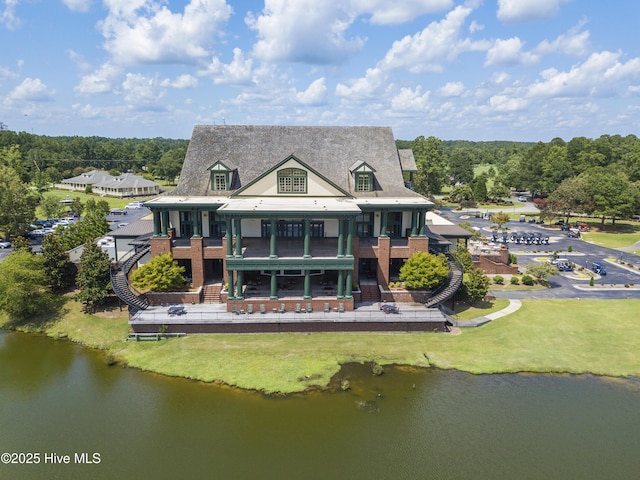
top-left (75, 242), bottom-right (112, 313)
top-left (399, 252), bottom-right (449, 290)
top-left (130, 253), bottom-right (188, 292)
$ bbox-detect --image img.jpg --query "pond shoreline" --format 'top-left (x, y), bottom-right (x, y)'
top-left (3, 297), bottom-right (640, 394)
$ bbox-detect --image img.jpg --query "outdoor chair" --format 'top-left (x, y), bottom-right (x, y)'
top-left (295, 303), bottom-right (301, 313)
top-left (231, 305), bottom-right (238, 315)
top-left (338, 303), bottom-right (345, 313)
top-left (324, 303), bottom-right (330, 313)
top-left (279, 303), bottom-right (286, 313)
top-left (259, 304), bottom-right (266, 314)
top-left (247, 304), bottom-right (253, 314)
top-left (306, 303), bottom-right (313, 313)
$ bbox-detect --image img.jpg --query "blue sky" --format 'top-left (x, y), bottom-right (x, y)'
top-left (2, 0), bottom-right (640, 141)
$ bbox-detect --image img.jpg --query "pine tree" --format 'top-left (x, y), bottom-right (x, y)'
top-left (41, 234), bottom-right (76, 293)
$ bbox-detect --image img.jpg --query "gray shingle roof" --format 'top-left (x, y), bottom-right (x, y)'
top-left (171, 125), bottom-right (424, 199)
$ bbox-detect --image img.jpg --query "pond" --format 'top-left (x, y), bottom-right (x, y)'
top-left (1, 330), bottom-right (640, 479)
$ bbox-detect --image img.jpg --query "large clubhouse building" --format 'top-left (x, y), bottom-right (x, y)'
top-left (144, 125), bottom-right (455, 312)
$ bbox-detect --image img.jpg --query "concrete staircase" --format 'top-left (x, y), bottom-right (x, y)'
top-left (202, 283), bottom-right (222, 303)
top-left (359, 283), bottom-right (380, 302)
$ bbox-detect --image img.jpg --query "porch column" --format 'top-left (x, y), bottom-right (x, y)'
top-left (345, 270), bottom-right (353, 299)
top-left (269, 218), bottom-right (277, 258)
top-left (410, 210), bottom-right (418, 237)
top-left (337, 270), bottom-right (344, 299)
top-left (234, 217), bottom-right (242, 257)
top-left (337, 219), bottom-right (345, 257)
top-left (418, 209), bottom-right (426, 237)
top-left (380, 209), bottom-right (388, 237)
top-left (270, 270), bottom-right (278, 300)
top-left (161, 210), bottom-right (169, 237)
top-left (303, 218), bottom-right (311, 258)
top-left (152, 210), bottom-right (161, 237)
top-left (227, 270), bottom-right (235, 300)
top-left (225, 218), bottom-right (233, 256)
top-left (345, 217), bottom-right (354, 257)
top-left (303, 270), bottom-right (311, 299)
top-left (236, 270), bottom-right (244, 299)
top-left (192, 209), bottom-right (201, 238)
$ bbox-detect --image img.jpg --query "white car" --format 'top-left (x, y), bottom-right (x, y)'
top-left (125, 202), bottom-right (144, 209)
top-left (0, 240), bottom-right (11, 248)
top-left (517, 196), bottom-right (527, 202)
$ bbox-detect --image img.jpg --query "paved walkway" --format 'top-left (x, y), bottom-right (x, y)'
top-left (458, 299), bottom-right (522, 327)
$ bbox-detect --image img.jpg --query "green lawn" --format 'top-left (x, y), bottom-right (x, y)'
top-left (40, 188), bottom-right (158, 213)
top-left (4, 297), bottom-right (638, 394)
top-left (580, 221), bottom-right (640, 250)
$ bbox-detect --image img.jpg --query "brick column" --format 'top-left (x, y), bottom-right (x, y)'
top-left (190, 236), bottom-right (204, 288)
top-left (377, 236), bottom-right (391, 288)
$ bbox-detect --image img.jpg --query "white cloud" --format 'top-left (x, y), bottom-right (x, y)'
top-left (379, 5), bottom-right (489, 74)
top-left (67, 49), bottom-right (92, 71)
top-left (488, 94), bottom-right (529, 111)
top-left (485, 37), bottom-right (539, 67)
top-left (100, 0), bottom-right (232, 65)
top-left (0, 65), bottom-right (19, 82)
top-left (1, 0), bottom-right (20, 29)
top-left (335, 66), bottom-right (387, 99)
top-left (391, 86), bottom-right (431, 111)
top-left (61, 0), bottom-right (92, 12)
top-left (355, 0), bottom-right (453, 25)
top-left (160, 74), bottom-right (198, 89)
top-left (497, 0), bottom-right (571, 23)
top-left (248, 0), bottom-right (364, 64)
top-left (74, 62), bottom-right (123, 94)
top-left (122, 72), bottom-right (165, 105)
top-left (438, 81), bottom-right (465, 97)
top-left (72, 103), bottom-right (102, 118)
top-left (7, 77), bottom-right (55, 102)
top-left (295, 78), bottom-right (327, 105)
top-left (535, 22), bottom-right (590, 57)
top-left (200, 48), bottom-right (254, 85)
top-left (527, 51), bottom-right (640, 98)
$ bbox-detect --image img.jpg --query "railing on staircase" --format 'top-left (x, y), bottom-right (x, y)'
top-left (110, 245), bottom-right (151, 312)
top-left (424, 253), bottom-right (464, 308)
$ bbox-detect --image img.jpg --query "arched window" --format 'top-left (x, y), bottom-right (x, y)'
top-left (277, 168), bottom-right (307, 193)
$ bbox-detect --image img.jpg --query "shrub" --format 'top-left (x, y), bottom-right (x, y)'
top-left (521, 275), bottom-right (535, 286)
top-left (508, 253), bottom-right (518, 265)
top-left (567, 245), bottom-right (573, 252)
top-left (510, 276), bottom-right (520, 285)
top-left (493, 275), bottom-right (504, 285)
top-left (589, 276), bottom-right (594, 287)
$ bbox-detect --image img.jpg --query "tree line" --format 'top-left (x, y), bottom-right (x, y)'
top-left (405, 134), bottom-right (640, 224)
top-left (0, 130), bottom-right (189, 187)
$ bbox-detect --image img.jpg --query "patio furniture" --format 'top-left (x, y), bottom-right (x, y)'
top-left (306, 303), bottom-right (313, 313)
top-left (259, 304), bottom-right (266, 314)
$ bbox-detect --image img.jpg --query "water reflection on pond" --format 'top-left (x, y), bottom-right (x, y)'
top-left (1, 330), bottom-right (639, 480)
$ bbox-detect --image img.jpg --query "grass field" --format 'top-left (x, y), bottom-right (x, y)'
top-left (3, 297), bottom-right (639, 394)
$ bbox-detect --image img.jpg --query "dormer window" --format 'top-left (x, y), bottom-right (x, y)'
top-left (356, 173), bottom-right (372, 192)
top-left (350, 160), bottom-right (376, 192)
top-left (208, 160), bottom-right (234, 191)
top-left (213, 173), bottom-right (227, 191)
top-left (278, 168), bottom-right (307, 193)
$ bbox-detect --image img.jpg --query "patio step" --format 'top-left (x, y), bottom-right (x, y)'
top-left (203, 284), bottom-right (222, 303)
top-left (360, 283), bottom-right (380, 302)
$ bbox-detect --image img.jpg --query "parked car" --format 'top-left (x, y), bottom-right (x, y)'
top-left (167, 306), bottom-right (186, 316)
top-left (125, 201), bottom-right (144, 209)
top-left (517, 196), bottom-right (527, 202)
top-left (109, 208), bottom-right (127, 215)
top-left (591, 262), bottom-right (607, 275)
top-left (379, 303), bottom-right (400, 314)
top-left (0, 239), bottom-right (11, 248)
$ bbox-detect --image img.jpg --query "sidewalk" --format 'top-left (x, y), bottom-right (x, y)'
top-left (456, 299), bottom-right (522, 327)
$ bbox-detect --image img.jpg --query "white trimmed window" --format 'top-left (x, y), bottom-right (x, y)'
top-left (278, 168), bottom-right (307, 193)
